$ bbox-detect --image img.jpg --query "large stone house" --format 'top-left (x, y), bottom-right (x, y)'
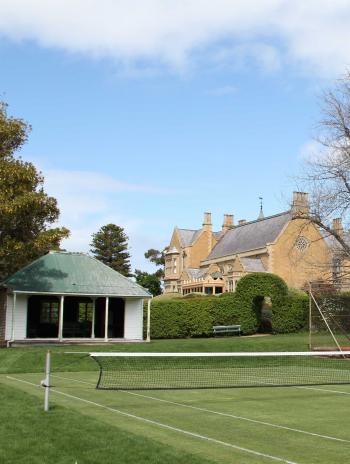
top-left (164, 192), bottom-right (334, 294)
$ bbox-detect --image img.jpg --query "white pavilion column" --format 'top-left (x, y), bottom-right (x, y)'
top-left (58, 295), bottom-right (65, 341)
top-left (11, 292), bottom-right (17, 342)
top-left (146, 298), bottom-right (152, 342)
top-left (91, 298), bottom-right (96, 339)
top-left (104, 296), bottom-right (109, 342)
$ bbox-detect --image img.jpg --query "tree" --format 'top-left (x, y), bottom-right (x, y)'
top-left (144, 248), bottom-right (165, 267)
top-left (0, 102), bottom-right (69, 280)
top-left (296, 71), bottom-right (350, 282)
top-left (144, 248), bottom-right (166, 278)
top-left (90, 224), bottom-right (132, 276)
top-left (134, 269), bottom-right (162, 296)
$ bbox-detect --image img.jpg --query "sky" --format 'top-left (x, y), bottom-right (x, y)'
top-left (1, 0), bottom-right (350, 272)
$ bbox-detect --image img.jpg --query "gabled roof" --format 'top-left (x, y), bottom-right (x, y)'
top-left (206, 211), bottom-right (291, 260)
top-left (177, 229), bottom-right (201, 247)
top-left (2, 251), bottom-right (151, 297)
top-left (177, 228), bottom-right (221, 247)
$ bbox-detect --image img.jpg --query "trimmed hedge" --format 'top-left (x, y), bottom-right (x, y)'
top-left (147, 273), bottom-right (309, 339)
top-left (235, 273), bottom-right (288, 334)
top-left (148, 294), bottom-right (243, 339)
top-left (272, 289), bottom-right (308, 333)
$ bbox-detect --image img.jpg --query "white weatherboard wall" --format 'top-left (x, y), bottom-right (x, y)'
top-left (124, 299), bottom-right (143, 340)
top-left (5, 294), bottom-right (28, 340)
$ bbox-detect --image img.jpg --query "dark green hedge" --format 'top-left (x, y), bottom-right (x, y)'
top-left (235, 273), bottom-right (288, 334)
top-left (146, 273), bottom-right (309, 339)
top-left (147, 294), bottom-right (246, 339)
top-left (272, 289), bottom-right (308, 333)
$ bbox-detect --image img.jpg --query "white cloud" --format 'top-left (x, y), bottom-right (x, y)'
top-left (0, 0), bottom-right (350, 76)
top-left (299, 140), bottom-right (321, 161)
top-left (44, 169), bottom-right (171, 195)
top-left (299, 140), bottom-right (330, 162)
top-left (37, 166), bottom-right (170, 271)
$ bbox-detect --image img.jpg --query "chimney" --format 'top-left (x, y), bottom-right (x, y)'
top-left (222, 214), bottom-right (234, 233)
top-left (291, 191), bottom-right (309, 217)
top-left (203, 212), bottom-right (212, 231)
top-left (332, 218), bottom-right (344, 237)
top-left (238, 219), bottom-right (246, 226)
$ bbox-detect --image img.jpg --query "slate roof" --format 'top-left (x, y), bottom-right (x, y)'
top-left (240, 257), bottom-right (266, 272)
top-left (206, 211), bottom-right (291, 260)
top-left (178, 228), bottom-right (221, 247)
top-left (177, 229), bottom-right (201, 246)
top-left (2, 251), bottom-right (151, 297)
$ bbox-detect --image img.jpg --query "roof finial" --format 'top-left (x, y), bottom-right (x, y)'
top-left (258, 196), bottom-right (264, 219)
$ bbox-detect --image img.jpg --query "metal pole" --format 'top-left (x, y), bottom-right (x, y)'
top-left (146, 297), bottom-right (152, 342)
top-left (309, 289), bottom-right (344, 355)
top-left (44, 350), bottom-right (51, 412)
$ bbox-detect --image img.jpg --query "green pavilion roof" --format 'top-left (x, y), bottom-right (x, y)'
top-left (2, 251), bottom-right (151, 297)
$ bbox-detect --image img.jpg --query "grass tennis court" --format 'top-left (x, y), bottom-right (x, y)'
top-left (1, 335), bottom-right (350, 464)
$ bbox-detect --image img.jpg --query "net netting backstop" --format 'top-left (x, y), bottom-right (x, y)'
top-left (309, 282), bottom-right (350, 351)
top-left (90, 352), bottom-right (350, 390)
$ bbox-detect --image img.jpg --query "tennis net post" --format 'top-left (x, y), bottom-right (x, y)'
top-left (43, 350), bottom-right (51, 412)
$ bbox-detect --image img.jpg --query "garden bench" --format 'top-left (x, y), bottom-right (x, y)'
top-left (213, 325), bottom-right (241, 336)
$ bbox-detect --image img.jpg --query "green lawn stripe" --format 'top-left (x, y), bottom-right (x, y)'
top-left (6, 375), bottom-right (300, 464)
top-left (51, 373), bottom-right (350, 444)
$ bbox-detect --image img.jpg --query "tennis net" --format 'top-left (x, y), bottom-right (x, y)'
top-left (90, 351), bottom-right (350, 390)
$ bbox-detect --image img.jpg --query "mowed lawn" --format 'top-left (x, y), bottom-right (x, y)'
top-left (1, 333), bottom-right (350, 464)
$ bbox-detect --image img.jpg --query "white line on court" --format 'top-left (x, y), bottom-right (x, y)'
top-left (6, 375), bottom-right (299, 464)
top-left (296, 385), bottom-right (350, 395)
top-left (51, 374), bottom-right (350, 445)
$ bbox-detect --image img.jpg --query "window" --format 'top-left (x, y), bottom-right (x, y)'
top-left (295, 236), bottom-right (309, 252)
top-left (78, 302), bottom-right (93, 322)
top-left (228, 279), bottom-right (234, 292)
top-left (40, 301), bottom-right (59, 324)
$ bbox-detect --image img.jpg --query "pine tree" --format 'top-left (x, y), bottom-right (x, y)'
top-left (90, 224), bottom-right (132, 277)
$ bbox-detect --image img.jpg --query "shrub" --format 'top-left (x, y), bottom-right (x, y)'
top-left (235, 273), bottom-right (288, 334)
top-left (272, 289), bottom-right (308, 333)
top-left (182, 292), bottom-right (208, 299)
top-left (149, 299), bottom-right (188, 339)
top-left (152, 293), bottom-right (183, 301)
top-left (147, 292), bottom-right (258, 338)
top-left (146, 274), bottom-right (309, 338)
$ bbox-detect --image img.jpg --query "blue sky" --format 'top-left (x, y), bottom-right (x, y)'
top-left (1, 1), bottom-right (349, 272)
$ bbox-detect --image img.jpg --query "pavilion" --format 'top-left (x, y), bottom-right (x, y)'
top-left (0, 251), bottom-right (151, 345)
